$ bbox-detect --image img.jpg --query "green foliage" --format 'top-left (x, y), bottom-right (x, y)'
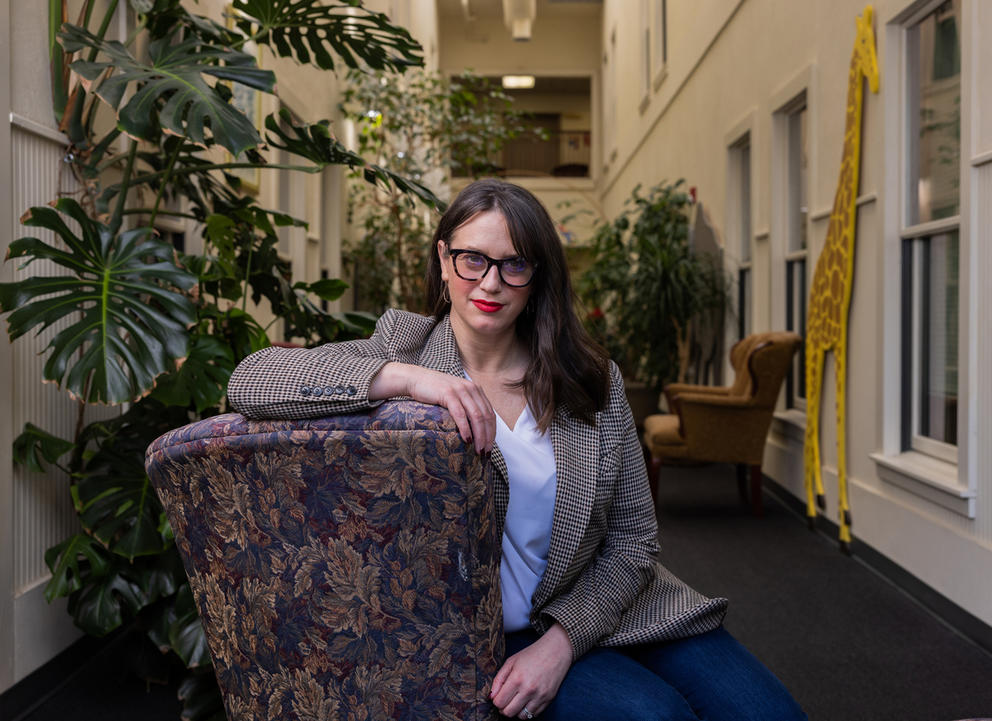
top-left (579, 181), bottom-right (730, 392)
top-left (340, 69), bottom-right (538, 312)
top-left (0, 198), bottom-right (197, 404)
top-left (264, 109), bottom-right (442, 207)
top-left (62, 23), bottom-right (276, 156)
top-left (177, 668), bottom-right (228, 721)
top-left (13, 423), bottom-right (75, 473)
top-left (232, 0), bottom-right (423, 72)
top-left (3, 2), bottom-right (436, 716)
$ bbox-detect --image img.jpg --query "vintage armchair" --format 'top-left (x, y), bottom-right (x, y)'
top-left (145, 400), bottom-right (502, 721)
top-left (642, 331), bottom-right (802, 515)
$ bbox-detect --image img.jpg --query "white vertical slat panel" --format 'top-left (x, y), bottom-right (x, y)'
top-left (10, 125), bottom-right (82, 593)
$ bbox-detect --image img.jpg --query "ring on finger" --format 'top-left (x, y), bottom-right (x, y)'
top-left (521, 707), bottom-right (534, 720)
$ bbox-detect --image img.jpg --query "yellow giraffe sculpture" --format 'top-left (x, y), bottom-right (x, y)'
top-left (804, 6), bottom-right (879, 553)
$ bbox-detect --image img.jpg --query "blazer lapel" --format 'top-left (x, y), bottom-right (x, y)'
top-left (532, 409), bottom-right (598, 608)
top-left (417, 315), bottom-right (463, 375)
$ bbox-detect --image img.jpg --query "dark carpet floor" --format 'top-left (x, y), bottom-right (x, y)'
top-left (655, 462), bottom-right (992, 721)
top-left (8, 463), bottom-right (992, 721)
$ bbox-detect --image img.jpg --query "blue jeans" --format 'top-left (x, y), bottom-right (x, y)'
top-left (503, 627), bottom-right (807, 721)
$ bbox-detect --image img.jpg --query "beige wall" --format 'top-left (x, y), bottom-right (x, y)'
top-left (602, 0), bottom-right (992, 628)
top-left (439, 11), bottom-right (600, 78)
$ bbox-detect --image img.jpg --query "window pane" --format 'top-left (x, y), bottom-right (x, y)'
top-left (738, 267), bottom-right (751, 340)
top-left (658, 0), bottom-right (667, 66)
top-left (918, 231), bottom-right (959, 445)
top-left (641, 0), bottom-right (650, 94)
top-left (786, 257), bottom-right (806, 406)
top-left (788, 105), bottom-right (808, 251)
top-left (909, 0), bottom-right (961, 224)
top-left (740, 142), bottom-right (751, 263)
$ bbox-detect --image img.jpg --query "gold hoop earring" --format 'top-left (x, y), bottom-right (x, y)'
top-left (442, 283), bottom-right (450, 304)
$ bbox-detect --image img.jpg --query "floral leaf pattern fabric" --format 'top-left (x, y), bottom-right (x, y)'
top-left (145, 400), bottom-right (502, 721)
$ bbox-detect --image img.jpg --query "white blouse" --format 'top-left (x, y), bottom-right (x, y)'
top-left (495, 404), bottom-right (557, 632)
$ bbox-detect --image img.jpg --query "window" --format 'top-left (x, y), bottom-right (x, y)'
top-left (640, 0), bottom-right (651, 107)
top-left (652, 0), bottom-right (667, 87)
top-left (729, 135), bottom-right (752, 340)
top-left (603, 27), bottom-right (617, 165)
top-left (784, 97), bottom-right (808, 409)
top-left (902, 0), bottom-right (960, 460)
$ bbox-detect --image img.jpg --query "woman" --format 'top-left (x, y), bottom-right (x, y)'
top-left (227, 179), bottom-right (806, 720)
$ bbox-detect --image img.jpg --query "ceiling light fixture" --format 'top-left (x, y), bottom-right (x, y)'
top-left (502, 75), bottom-right (536, 89)
top-left (502, 0), bottom-right (536, 41)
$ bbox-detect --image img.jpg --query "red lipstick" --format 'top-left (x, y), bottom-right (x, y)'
top-left (472, 299), bottom-right (503, 313)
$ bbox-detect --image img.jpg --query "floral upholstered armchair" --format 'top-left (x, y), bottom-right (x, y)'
top-left (145, 400), bottom-right (502, 721)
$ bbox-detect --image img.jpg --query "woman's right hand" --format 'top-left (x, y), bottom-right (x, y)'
top-left (370, 362), bottom-right (496, 454)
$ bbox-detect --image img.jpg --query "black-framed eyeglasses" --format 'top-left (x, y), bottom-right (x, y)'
top-left (444, 243), bottom-right (537, 287)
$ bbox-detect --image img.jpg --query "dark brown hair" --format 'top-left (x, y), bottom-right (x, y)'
top-left (426, 178), bottom-right (609, 429)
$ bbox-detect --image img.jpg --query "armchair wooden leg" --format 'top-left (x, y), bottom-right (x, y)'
top-left (736, 464), bottom-right (748, 506)
top-left (647, 455), bottom-right (661, 507)
top-left (749, 464), bottom-right (764, 517)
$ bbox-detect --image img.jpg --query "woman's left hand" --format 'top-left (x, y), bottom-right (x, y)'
top-left (490, 623), bottom-right (573, 719)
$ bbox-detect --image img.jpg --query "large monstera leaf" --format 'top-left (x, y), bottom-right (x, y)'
top-left (149, 334), bottom-right (236, 413)
top-left (0, 198), bottom-right (196, 404)
top-left (45, 534), bottom-right (183, 636)
top-left (233, 0), bottom-right (422, 72)
top-left (60, 23), bottom-right (275, 156)
top-left (265, 110), bottom-right (443, 209)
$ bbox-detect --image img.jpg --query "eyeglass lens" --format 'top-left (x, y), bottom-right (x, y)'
top-left (452, 250), bottom-right (534, 286)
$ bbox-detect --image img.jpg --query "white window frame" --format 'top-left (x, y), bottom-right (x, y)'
top-left (900, 0), bottom-right (962, 463)
top-left (903, 226), bottom-right (959, 463)
top-left (779, 93), bottom-right (809, 411)
top-left (873, 0), bottom-right (975, 518)
top-left (652, 0), bottom-right (668, 90)
top-left (638, 0), bottom-right (651, 113)
top-left (726, 126), bottom-right (753, 341)
top-left (603, 26), bottom-right (618, 166)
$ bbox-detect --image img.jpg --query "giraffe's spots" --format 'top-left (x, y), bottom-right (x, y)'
top-left (830, 268), bottom-right (842, 298)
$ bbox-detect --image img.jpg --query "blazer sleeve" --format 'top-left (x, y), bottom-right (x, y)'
top-left (538, 363), bottom-right (661, 659)
top-left (227, 308), bottom-right (406, 419)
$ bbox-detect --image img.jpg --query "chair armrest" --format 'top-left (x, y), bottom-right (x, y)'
top-left (672, 393), bottom-right (771, 465)
top-left (663, 383), bottom-right (731, 410)
top-left (674, 392), bottom-right (751, 409)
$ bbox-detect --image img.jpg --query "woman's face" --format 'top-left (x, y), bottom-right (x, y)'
top-left (439, 209), bottom-right (533, 342)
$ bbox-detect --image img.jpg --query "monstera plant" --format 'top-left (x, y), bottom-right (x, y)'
top-left (0, 1), bottom-right (440, 717)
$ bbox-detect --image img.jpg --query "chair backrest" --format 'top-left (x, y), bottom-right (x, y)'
top-left (727, 334), bottom-right (763, 396)
top-left (145, 400), bottom-right (501, 721)
top-left (743, 332), bottom-right (803, 408)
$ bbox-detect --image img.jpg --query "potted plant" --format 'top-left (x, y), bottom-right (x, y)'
top-left (578, 180), bottom-right (729, 425)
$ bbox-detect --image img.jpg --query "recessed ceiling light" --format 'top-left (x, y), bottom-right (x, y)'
top-left (502, 75), bottom-right (536, 89)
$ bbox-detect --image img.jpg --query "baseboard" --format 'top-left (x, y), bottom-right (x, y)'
top-left (762, 476), bottom-right (992, 658)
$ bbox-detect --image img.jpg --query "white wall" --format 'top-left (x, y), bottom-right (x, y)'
top-left (602, 0), bottom-right (992, 628)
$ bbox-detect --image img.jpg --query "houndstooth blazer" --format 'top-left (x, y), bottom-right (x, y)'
top-left (227, 309), bottom-right (728, 659)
